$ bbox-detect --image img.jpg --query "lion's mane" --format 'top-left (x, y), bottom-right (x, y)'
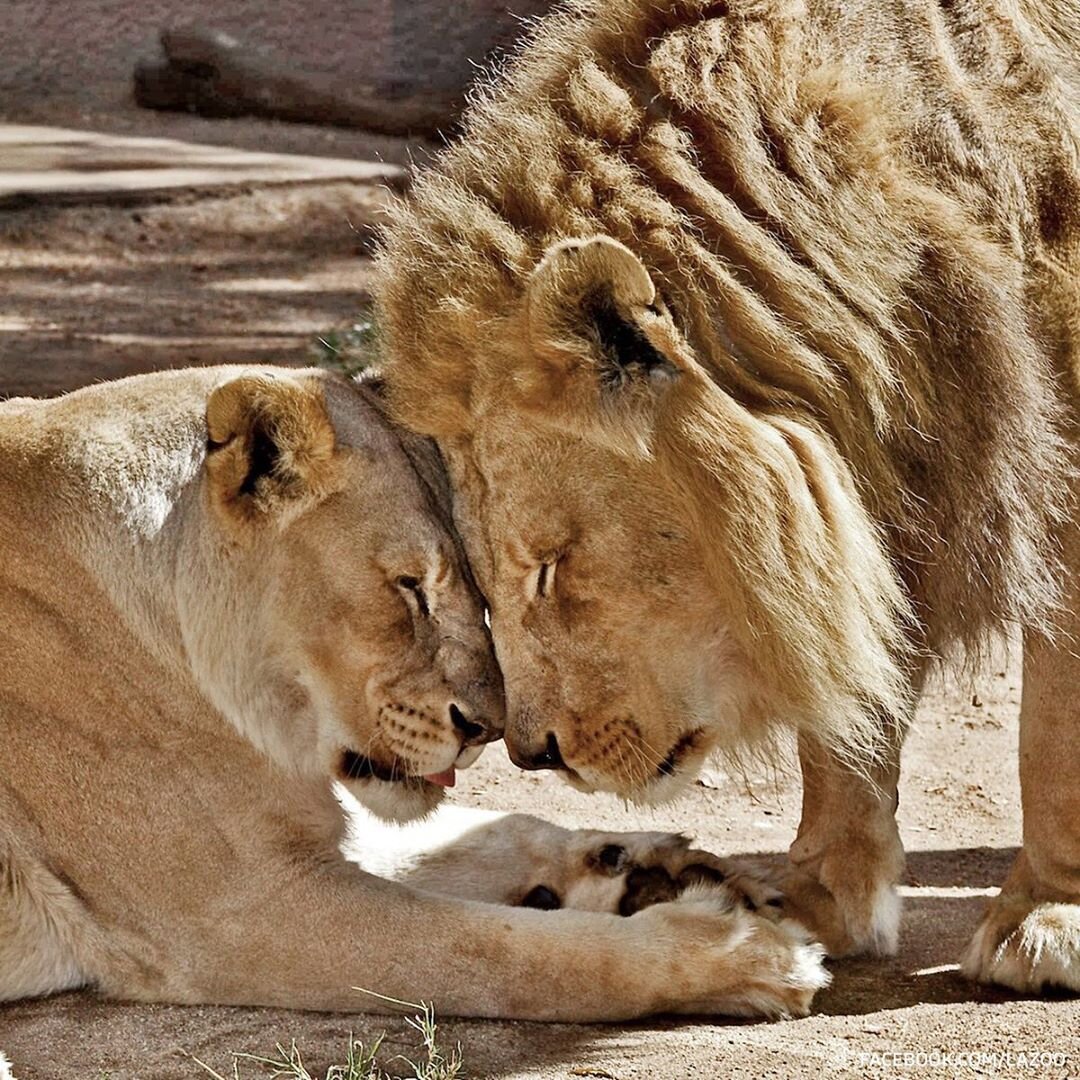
top-left (376, 0), bottom-right (1080, 753)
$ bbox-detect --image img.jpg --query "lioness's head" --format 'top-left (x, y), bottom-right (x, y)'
top-left (186, 370), bottom-right (503, 821)
top-left (377, 233), bottom-right (910, 804)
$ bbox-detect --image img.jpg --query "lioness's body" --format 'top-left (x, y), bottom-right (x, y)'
top-left (0, 369), bottom-right (454, 1006)
top-left (0, 367), bottom-right (826, 1018)
top-left (377, 0), bottom-right (1080, 989)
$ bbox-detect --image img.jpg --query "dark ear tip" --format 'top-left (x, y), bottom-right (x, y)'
top-left (586, 291), bottom-right (673, 385)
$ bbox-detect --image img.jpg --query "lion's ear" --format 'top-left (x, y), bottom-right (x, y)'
top-left (521, 237), bottom-right (687, 452)
top-left (205, 372), bottom-right (339, 523)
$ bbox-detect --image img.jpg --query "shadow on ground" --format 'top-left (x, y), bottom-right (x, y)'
top-left (0, 182), bottom-right (382, 399)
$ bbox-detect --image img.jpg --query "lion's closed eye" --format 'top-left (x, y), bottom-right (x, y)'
top-left (397, 575), bottom-right (430, 617)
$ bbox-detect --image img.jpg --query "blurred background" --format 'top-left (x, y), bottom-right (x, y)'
top-left (0, 0), bottom-right (552, 398)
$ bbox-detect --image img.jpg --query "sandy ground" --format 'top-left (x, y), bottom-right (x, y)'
top-left (0, 177), bottom-right (385, 398)
top-left (0, 151), bottom-right (1077, 1080)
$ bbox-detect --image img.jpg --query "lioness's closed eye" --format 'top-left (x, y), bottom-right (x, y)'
top-left (0, 365), bottom-right (826, 1021)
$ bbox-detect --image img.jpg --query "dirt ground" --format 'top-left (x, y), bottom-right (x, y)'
top-left (0, 141), bottom-right (1077, 1079)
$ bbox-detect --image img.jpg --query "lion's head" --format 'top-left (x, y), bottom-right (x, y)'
top-left (184, 370), bottom-right (503, 820)
top-left (375, 0), bottom-right (1069, 803)
top-left (377, 235), bottom-right (909, 803)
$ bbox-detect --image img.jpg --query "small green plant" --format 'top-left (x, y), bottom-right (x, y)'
top-left (395, 999), bottom-right (464, 1080)
top-left (191, 1034), bottom-right (380, 1080)
top-left (313, 314), bottom-right (380, 379)
top-left (189, 998), bottom-right (462, 1080)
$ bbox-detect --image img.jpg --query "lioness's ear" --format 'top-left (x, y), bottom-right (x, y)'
top-left (521, 237), bottom-right (688, 452)
top-left (205, 372), bottom-right (339, 522)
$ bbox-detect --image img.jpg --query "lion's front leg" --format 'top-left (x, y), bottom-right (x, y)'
top-left (783, 731), bottom-right (906, 957)
top-left (961, 621), bottom-right (1080, 992)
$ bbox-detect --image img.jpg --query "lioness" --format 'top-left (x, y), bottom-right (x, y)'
top-left (375, 0), bottom-right (1080, 990)
top-left (0, 366), bottom-right (826, 1019)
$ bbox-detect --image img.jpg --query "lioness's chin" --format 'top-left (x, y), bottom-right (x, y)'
top-left (348, 776), bottom-right (445, 823)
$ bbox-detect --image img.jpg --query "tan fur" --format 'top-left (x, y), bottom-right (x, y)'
top-left (375, 0), bottom-right (1080, 987)
top-left (0, 365), bottom-right (827, 1019)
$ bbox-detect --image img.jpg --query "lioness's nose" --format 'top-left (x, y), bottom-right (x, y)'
top-left (449, 703), bottom-right (500, 746)
top-left (507, 730), bottom-right (565, 771)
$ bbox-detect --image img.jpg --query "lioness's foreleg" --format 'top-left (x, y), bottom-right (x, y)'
top-left (961, 609), bottom-right (1080, 990)
top-left (101, 857), bottom-right (827, 1021)
top-left (784, 731), bottom-right (906, 957)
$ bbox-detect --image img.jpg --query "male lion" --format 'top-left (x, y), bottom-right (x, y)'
top-left (0, 365), bottom-right (826, 1020)
top-left (375, 0), bottom-right (1080, 990)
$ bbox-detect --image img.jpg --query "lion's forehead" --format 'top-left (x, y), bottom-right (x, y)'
top-left (454, 431), bottom-right (685, 554)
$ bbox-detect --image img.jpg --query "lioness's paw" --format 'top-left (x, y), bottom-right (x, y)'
top-left (635, 885), bottom-right (830, 1019)
top-left (674, 850), bottom-right (790, 919)
top-left (962, 895), bottom-right (1080, 992)
top-left (523, 829), bottom-right (799, 924)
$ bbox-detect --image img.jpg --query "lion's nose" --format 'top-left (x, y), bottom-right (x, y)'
top-left (449, 703), bottom-right (499, 746)
top-left (507, 730), bottom-right (565, 771)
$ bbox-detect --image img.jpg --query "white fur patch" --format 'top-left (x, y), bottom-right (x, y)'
top-left (865, 882), bottom-right (902, 956)
top-left (338, 788), bottom-right (504, 875)
top-left (346, 776), bottom-right (444, 824)
top-left (789, 939), bottom-right (832, 992)
top-left (963, 902), bottom-right (1080, 992)
top-left (0, 1050), bottom-right (16, 1080)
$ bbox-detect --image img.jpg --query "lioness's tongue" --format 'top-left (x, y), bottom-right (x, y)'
top-left (424, 768), bottom-right (456, 788)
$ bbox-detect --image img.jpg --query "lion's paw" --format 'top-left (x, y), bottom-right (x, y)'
top-left (961, 895), bottom-right (1080, 992)
top-left (634, 885), bottom-right (830, 1018)
top-left (762, 859), bottom-right (901, 959)
top-left (782, 828), bottom-right (905, 958)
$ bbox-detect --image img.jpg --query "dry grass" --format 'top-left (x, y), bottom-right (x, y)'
top-left (189, 999), bottom-right (463, 1080)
